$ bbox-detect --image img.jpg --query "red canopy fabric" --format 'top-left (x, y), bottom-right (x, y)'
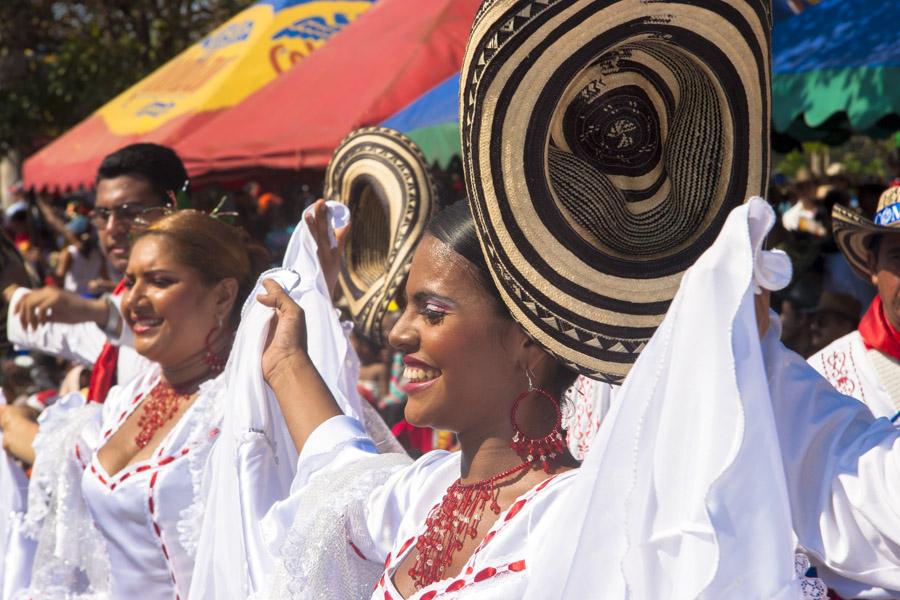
top-left (22, 1), bottom-right (377, 193)
top-left (22, 111), bottom-right (223, 193)
top-left (178, 0), bottom-right (480, 176)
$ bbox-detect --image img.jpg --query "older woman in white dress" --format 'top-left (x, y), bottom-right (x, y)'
top-left (0, 204), bottom-right (397, 599)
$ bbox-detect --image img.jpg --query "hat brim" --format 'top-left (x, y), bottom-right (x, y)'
top-left (326, 127), bottom-right (436, 344)
top-left (832, 204), bottom-right (882, 281)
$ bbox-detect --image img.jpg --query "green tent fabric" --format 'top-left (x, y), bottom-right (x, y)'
top-left (772, 0), bottom-right (900, 145)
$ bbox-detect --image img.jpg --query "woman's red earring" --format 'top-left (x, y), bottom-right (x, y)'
top-left (204, 318), bottom-right (227, 372)
top-left (510, 368), bottom-right (565, 473)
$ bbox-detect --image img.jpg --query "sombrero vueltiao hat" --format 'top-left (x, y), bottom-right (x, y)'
top-left (325, 127), bottom-right (437, 344)
top-left (461, 0), bottom-right (772, 383)
top-left (833, 185), bottom-right (900, 280)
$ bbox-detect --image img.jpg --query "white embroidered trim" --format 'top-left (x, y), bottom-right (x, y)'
top-left (252, 452), bottom-right (412, 600)
top-left (795, 554), bottom-right (828, 600)
top-left (21, 399), bottom-right (111, 598)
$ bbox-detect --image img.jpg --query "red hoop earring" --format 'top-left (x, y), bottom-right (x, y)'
top-left (204, 319), bottom-right (227, 372)
top-left (510, 368), bottom-right (565, 473)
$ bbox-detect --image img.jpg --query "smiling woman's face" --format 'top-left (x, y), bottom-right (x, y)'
top-left (121, 236), bottom-right (222, 367)
top-left (388, 235), bottom-right (526, 434)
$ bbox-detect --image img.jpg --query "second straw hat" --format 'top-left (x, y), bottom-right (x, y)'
top-left (833, 185), bottom-right (900, 280)
top-left (325, 127), bottom-right (437, 344)
top-left (461, 0), bottom-right (772, 383)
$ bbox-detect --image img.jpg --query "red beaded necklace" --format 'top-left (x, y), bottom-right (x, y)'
top-left (134, 374), bottom-right (208, 449)
top-left (408, 460), bottom-right (532, 589)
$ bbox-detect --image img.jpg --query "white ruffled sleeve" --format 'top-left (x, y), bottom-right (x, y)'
top-left (762, 322), bottom-right (900, 590)
top-left (255, 415), bottom-right (455, 600)
top-left (18, 392), bottom-right (110, 598)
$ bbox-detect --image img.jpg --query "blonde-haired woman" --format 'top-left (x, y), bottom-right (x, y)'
top-left (1, 204), bottom-right (392, 599)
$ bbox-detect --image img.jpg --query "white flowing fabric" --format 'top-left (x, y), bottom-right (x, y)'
top-left (0, 394), bottom-right (34, 600)
top-left (525, 197), bottom-right (803, 599)
top-left (189, 202), bottom-right (402, 600)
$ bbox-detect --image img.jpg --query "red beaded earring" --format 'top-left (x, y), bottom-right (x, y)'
top-left (510, 368), bottom-right (565, 473)
top-left (203, 318), bottom-right (227, 372)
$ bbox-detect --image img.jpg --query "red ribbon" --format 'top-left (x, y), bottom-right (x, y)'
top-left (858, 295), bottom-right (900, 361)
top-left (86, 279), bottom-right (126, 403)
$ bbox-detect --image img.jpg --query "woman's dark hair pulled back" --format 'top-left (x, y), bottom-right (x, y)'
top-left (426, 201), bottom-right (508, 317)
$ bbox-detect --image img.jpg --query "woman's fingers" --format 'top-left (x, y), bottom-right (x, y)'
top-left (257, 278), bottom-right (289, 309)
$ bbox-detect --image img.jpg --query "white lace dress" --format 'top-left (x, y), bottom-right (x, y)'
top-left (253, 415), bottom-right (575, 600)
top-left (18, 368), bottom-right (222, 600)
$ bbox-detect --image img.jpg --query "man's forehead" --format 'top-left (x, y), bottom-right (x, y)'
top-left (95, 174), bottom-right (160, 208)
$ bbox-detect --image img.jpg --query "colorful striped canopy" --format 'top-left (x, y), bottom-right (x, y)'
top-left (23, 0), bottom-right (376, 192)
top-left (177, 0), bottom-right (480, 177)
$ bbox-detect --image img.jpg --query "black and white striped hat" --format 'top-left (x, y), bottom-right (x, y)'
top-left (461, 0), bottom-right (772, 383)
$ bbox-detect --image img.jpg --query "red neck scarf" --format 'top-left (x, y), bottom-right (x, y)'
top-left (858, 295), bottom-right (900, 361)
top-left (86, 279), bottom-right (127, 403)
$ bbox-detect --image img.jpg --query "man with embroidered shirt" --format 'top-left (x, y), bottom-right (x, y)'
top-left (807, 184), bottom-right (900, 599)
top-left (1, 143), bottom-right (187, 404)
top-left (805, 184), bottom-right (900, 600)
top-left (810, 186), bottom-right (900, 424)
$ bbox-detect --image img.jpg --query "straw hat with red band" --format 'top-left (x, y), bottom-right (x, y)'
top-left (325, 127), bottom-right (437, 344)
top-left (460, 0), bottom-right (772, 383)
top-left (833, 185), bottom-right (900, 281)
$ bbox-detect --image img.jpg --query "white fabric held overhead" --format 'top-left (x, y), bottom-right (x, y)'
top-left (189, 202), bottom-right (373, 599)
top-left (525, 198), bottom-right (801, 599)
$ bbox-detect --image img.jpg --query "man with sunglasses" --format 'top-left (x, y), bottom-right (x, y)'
top-left (2, 143), bottom-right (186, 404)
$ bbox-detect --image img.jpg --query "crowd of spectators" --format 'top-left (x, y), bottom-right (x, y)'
top-left (769, 148), bottom-right (900, 358)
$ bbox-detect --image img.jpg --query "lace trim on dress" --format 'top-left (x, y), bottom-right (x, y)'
top-left (20, 400), bottom-right (111, 598)
top-left (252, 452), bottom-right (412, 600)
top-left (175, 374), bottom-right (225, 556)
top-left (795, 554), bottom-right (828, 600)
top-left (360, 399), bottom-right (406, 455)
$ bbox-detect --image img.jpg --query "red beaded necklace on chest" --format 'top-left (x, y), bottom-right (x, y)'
top-left (134, 375), bottom-right (207, 449)
top-left (408, 460), bottom-right (532, 590)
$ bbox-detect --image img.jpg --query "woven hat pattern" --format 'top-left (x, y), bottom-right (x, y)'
top-left (326, 127), bottom-right (437, 344)
top-left (833, 186), bottom-right (900, 281)
top-left (461, 0), bottom-right (772, 383)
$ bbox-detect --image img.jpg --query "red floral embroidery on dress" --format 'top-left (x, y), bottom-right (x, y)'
top-left (821, 349), bottom-right (866, 401)
top-left (566, 378), bottom-right (603, 460)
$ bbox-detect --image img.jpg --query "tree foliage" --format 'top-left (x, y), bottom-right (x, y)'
top-left (0, 0), bottom-right (254, 157)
